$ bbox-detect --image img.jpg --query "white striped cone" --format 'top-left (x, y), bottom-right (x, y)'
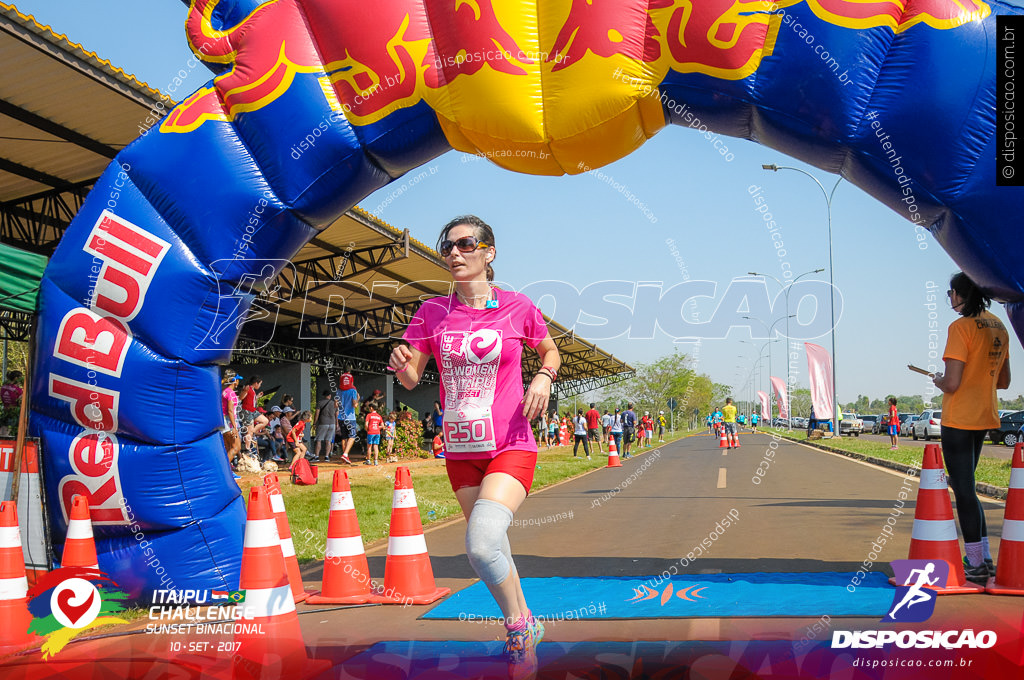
top-left (988, 443), bottom-right (1024, 594)
top-left (376, 467), bottom-right (450, 605)
top-left (61, 495), bottom-right (98, 570)
top-left (263, 474), bottom-right (311, 603)
top-left (893, 445), bottom-right (983, 594)
top-left (0, 502), bottom-right (39, 652)
top-left (307, 470), bottom-right (373, 604)
top-left (606, 437), bottom-right (622, 468)
top-left (234, 486), bottom-right (304, 672)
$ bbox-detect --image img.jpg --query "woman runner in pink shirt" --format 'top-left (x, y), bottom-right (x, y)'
top-left (390, 216), bottom-right (560, 677)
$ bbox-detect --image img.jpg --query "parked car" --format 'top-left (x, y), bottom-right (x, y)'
top-left (791, 417), bottom-right (808, 428)
top-left (860, 415), bottom-right (880, 434)
top-left (839, 412), bottom-right (862, 436)
top-left (911, 410), bottom-right (942, 440)
top-left (989, 410), bottom-right (1024, 445)
top-left (899, 413), bottom-right (917, 437)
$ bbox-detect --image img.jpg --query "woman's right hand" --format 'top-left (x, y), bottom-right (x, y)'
top-left (390, 344), bottom-right (414, 372)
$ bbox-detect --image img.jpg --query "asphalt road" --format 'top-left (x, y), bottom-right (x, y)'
top-left (293, 431), bottom-right (1015, 647)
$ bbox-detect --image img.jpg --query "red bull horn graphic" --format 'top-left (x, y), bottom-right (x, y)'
top-left (162, 0), bottom-right (991, 137)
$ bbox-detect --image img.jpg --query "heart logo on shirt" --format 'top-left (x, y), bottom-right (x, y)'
top-left (465, 330), bottom-right (501, 364)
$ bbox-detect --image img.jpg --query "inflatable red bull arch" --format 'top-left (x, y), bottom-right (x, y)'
top-left (30, 0), bottom-right (1024, 597)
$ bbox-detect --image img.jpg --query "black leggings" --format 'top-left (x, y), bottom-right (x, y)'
top-left (573, 434), bottom-right (591, 456)
top-left (940, 426), bottom-right (988, 544)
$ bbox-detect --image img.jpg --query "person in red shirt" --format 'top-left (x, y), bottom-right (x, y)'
top-left (431, 432), bottom-right (446, 459)
top-left (584, 403), bottom-right (603, 454)
top-left (287, 410), bottom-right (312, 467)
top-left (364, 404), bottom-right (383, 466)
top-left (887, 397), bottom-right (900, 450)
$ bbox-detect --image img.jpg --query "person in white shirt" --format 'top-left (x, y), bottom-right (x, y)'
top-left (572, 410), bottom-right (591, 459)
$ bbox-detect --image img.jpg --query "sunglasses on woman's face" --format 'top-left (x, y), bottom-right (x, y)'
top-left (439, 236), bottom-right (488, 257)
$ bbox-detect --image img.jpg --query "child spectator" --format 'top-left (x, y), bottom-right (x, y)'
top-left (364, 404), bottom-right (383, 466)
top-left (287, 410), bottom-right (311, 467)
top-left (432, 431), bottom-right (445, 459)
top-left (384, 412), bottom-right (397, 462)
top-left (271, 424), bottom-right (286, 461)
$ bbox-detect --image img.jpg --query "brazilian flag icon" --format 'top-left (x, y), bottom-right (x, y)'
top-left (228, 590), bottom-right (246, 603)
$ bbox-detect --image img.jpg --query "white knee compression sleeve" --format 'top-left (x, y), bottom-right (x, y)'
top-left (465, 498), bottom-right (514, 586)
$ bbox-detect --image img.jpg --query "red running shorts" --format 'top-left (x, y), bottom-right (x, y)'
top-left (445, 450), bottom-right (538, 495)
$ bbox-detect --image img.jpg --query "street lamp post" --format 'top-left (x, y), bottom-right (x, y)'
top-left (743, 315), bottom-right (795, 425)
top-left (741, 341), bottom-right (771, 419)
top-left (748, 268), bottom-right (825, 403)
top-left (762, 163), bottom-right (843, 435)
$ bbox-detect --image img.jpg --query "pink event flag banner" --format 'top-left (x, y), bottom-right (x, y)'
top-left (757, 391), bottom-right (771, 420)
top-left (805, 342), bottom-right (834, 420)
top-left (770, 376), bottom-right (789, 420)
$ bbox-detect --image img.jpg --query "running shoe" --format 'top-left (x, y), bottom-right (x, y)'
top-left (528, 616), bottom-right (545, 645)
top-left (504, 627), bottom-right (538, 680)
top-left (962, 557), bottom-right (989, 584)
top-left (341, 455), bottom-right (352, 465)
top-left (363, 460), bottom-right (372, 465)
top-left (985, 558), bottom-right (996, 577)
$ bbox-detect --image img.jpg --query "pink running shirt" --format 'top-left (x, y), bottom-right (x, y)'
top-left (403, 289), bottom-right (547, 460)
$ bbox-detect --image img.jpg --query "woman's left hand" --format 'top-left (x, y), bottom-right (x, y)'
top-left (522, 374), bottom-right (551, 420)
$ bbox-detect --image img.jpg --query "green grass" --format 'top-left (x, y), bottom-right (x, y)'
top-left (772, 429), bottom-right (1013, 489)
top-left (240, 431), bottom-right (691, 562)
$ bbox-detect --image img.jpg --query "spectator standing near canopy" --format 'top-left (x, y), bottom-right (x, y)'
top-left (312, 388), bottom-right (337, 462)
top-left (389, 215), bottom-right (559, 677)
top-left (572, 409), bottom-right (591, 459)
top-left (585, 403), bottom-right (603, 453)
top-left (933, 272), bottom-right (1011, 583)
top-left (622, 403), bottom-right (637, 459)
top-left (336, 371), bottom-right (358, 464)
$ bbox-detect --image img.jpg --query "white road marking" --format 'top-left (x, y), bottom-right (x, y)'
top-left (717, 467), bottom-right (727, 488)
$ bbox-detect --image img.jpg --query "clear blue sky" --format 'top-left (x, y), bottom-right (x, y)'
top-left (16, 1), bottom-right (1023, 409)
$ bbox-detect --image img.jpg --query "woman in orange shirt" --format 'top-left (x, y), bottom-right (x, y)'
top-left (933, 272), bottom-right (1011, 583)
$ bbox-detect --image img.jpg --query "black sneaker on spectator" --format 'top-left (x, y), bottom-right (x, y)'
top-left (963, 557), bottom-right (989, 584)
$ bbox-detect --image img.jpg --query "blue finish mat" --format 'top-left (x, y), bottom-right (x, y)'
top-left (423, 573), bottom-right (893, 620)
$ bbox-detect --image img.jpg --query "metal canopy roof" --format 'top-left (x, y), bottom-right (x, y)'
top-left (0, 2), bottom-right (169, 254)
top-left (0, 4), bottom-right (634, 392)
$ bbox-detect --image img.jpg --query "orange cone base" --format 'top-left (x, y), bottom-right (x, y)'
top-left (0, 599), bottom-right (39, 653)
top-left (985, 581), bottom-right (1024, 595)
top-left (606, 457), bottom-right (622, 468)
top-left (305, 591), bottom-right (371, 605)
top-left (368, 584), bottom-right (450, 605)
top-left (292, 589), bottom-right (314, 604)
top-left (887, 575), bottom-right (985, 595)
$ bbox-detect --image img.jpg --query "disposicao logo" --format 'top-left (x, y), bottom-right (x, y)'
top-left (831, 560), bottom-right (997, 650)
top-left (26, 567), bottom-right (129, 659)
top-left (882, 559), bottom-right (947, 623)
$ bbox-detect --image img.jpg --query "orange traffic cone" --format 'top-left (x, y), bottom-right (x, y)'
top-left (606, 437), bottom-right (622, 468)
top-left (733, 432), bottom-right (741, 448)
top-left (719, 429), bottom-right (728, 448)
top-left (894, 444), bottom-right (983, 594)
top-left (61, 495), bottom-right (98, 569)
top-left (0, 502), bottom-right (40, 654)
top-left (375, 467), bottom-right (450, 605)
top-left (263, 473), bottom-right (313, 604)
top-left (988, 443), bottom-right (1024, 595)
top-left (307, 470), bottom-right (373, 604)
top-left (234, 486), bottom-right (304, 675)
